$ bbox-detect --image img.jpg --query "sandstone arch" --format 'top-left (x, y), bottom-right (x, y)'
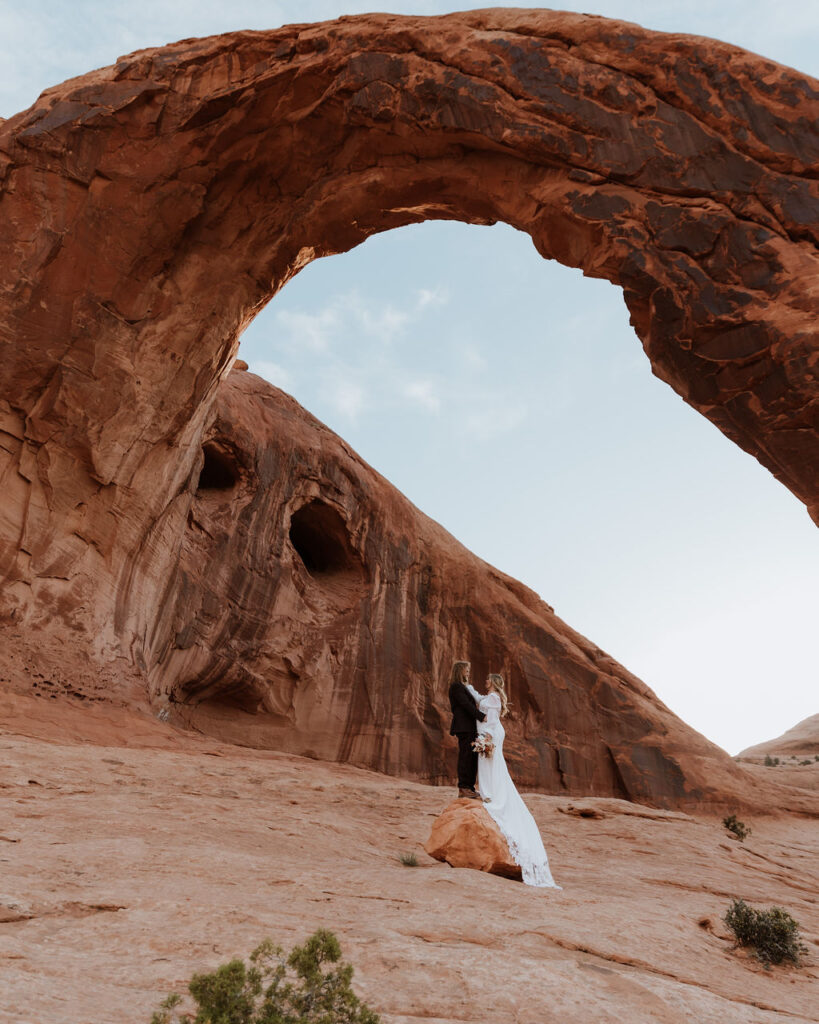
top-left (0, 11), bottom-right (817, 808)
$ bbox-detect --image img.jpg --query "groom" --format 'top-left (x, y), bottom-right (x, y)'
top-left (448, 660), bottom-right (485, 800)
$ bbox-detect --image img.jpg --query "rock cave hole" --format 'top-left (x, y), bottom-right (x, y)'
top-left (289, 499), bottom-right (364, 580)
top-left (197, 441), bottom-right (240, 492)
top-left (177, 678), bottom-right (265, 716)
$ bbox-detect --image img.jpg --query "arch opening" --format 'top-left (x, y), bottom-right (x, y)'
top-left (240, 217), bottom-right (819, 758)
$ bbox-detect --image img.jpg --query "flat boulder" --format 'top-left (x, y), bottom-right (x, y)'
top-left (425, 799), bottom-right (521, 880)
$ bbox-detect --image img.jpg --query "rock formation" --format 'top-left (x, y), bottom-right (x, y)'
top-left (425, 798), bottom-right (522, 879)
top-left (1, 11), bottom-right (817, 808)
top-left (4, 367), bottom-right (816, 814)
top-left (738, 713), bottom-right (819, 760)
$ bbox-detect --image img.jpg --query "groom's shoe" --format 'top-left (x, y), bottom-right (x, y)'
top-left (458, 788), bottom-right (480, 800)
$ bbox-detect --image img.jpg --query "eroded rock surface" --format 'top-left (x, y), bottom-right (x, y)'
top-left (0, 11), bottom-right (818, 808)
top-left (1, 702), bottom-right (817, 1024)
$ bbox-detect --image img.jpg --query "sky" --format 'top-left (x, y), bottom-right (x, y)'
top-left (2, 2), bottom-right (817, 756)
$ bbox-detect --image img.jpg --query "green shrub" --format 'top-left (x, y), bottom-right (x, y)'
top-left (723, 898), bottom-right (807, 967)
top-left (150, 929), bottom-right (380, 1023)
top-left (399, 851), bottom-right (418, 867)
top-left (763, 755), bottom-right (780, 766)
top-left (722, 814), bottom-right (751, 842)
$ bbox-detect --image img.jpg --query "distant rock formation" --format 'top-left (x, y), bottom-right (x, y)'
top-left (738, 714), bottom-right (819, 760)
top-left (425, 799), bottom-right (522, 879)
top-left (0, 11), bottom-right (817, 810)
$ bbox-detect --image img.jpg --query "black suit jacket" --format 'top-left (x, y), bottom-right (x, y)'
top-left (449, 682), bottom-right (485, 737)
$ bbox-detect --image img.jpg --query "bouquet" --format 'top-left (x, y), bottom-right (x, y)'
top-left (471, 733), bottom-right (495, 758)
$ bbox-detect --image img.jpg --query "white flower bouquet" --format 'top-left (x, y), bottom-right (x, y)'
top-left (471, 733), bottom-right (495, 758)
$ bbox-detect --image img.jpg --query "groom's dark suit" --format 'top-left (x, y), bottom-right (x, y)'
top-left (449, 682), bottom-right (485, 791)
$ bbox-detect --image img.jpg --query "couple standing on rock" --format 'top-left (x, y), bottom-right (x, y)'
top-left (448, 660), bottom-right (561, 889)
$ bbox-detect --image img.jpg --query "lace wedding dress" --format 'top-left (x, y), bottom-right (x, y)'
top-left (466, 684), bottom-right (561, 889)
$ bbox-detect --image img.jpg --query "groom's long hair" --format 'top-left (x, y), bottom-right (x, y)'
top-left (449, 660), bottom-right (470, 685)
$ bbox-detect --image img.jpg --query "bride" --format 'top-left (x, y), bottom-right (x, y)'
top-left (466, 674), bottom-right (561, 889)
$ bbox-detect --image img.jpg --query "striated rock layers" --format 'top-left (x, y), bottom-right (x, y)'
top-left (1, 12), bottom-right (818, 808)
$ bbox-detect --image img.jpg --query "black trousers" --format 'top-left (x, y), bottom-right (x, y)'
top-left (455, 732), bottom-right (478, 790)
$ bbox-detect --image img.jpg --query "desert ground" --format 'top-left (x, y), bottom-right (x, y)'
top-left (2, 693), bottom-right (817, 1024)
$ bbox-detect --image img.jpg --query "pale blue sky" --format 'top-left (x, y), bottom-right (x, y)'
top-left (2, 2), bottom-right (817, 755)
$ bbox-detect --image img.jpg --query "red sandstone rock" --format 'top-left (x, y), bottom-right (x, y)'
top-left (738, 714), bottom-right (819, 760)
top-left (425, 798), bottom-right (522, 879)
top-left (1, 337), bottom-right (817, 817)
top-left (1, 710), bottom-right (817, 1024)
top-left (0, 12), bottom-right (817, 812)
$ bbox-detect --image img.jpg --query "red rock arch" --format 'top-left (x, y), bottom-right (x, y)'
top-left (0, 11), bottom-right (817, 807)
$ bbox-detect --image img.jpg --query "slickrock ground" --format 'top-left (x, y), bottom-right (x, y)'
top-left (2, 694), bottom-right (817, 1024)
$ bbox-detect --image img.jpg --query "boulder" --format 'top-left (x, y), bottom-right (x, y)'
top-left (425, 799), bottom-right (521, 880)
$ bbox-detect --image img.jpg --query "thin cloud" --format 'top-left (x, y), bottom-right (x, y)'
top-left (461, 346), bottom-right (488, 373)
top-left (462, 401), bottom-right (528, 440)
top-left (404, 379), bottom-right (441, 413)
top-left (249, 359), bottom-right (295, 393)
top-left (417, 286), bottom-right (449, 309)
top-left (354, 299), bottom-right (409, 341)
top-left (274, 292), bottom-right (412, 350)
top-left (275, 306), bottom-right (338, 352)
top-left (326, 377), bottom-right (365, 420)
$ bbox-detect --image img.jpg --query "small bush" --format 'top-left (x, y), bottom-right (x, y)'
top-left (150, 928), bottom-right (380, 1023)
top-left (800, 759), bottom-right (812, 766)
top-left (399, 851), bottom-right (418, 867)
top-left (723, 898), bottom-right (807, 967)
top-left (723, 814), bottom-right (751, 842)
top-left (763, 755), bottom-right (780, 766)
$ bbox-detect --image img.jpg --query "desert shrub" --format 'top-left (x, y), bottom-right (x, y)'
top-left (150, 929), bottom-right (380, 1023)
top-left (800, 759), bottom-right (812, 766)
top-left (722, 814), bottom-right (751, 842)
top-left (763, 755), bottom-right (780, 766)
top-left (399, 851), bottom-right (418, 867)
top-left (723, 898), bottom-right (807, 967)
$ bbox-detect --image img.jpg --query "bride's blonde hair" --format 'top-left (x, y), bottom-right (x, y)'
top-left (488, 673), bottom-right (510, 717)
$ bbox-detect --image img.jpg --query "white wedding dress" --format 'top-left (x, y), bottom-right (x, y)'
top-left (467, 685), bottom-right (560, 889)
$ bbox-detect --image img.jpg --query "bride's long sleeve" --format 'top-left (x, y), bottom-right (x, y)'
top-left (481, 692), bottom-right (502, 725)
